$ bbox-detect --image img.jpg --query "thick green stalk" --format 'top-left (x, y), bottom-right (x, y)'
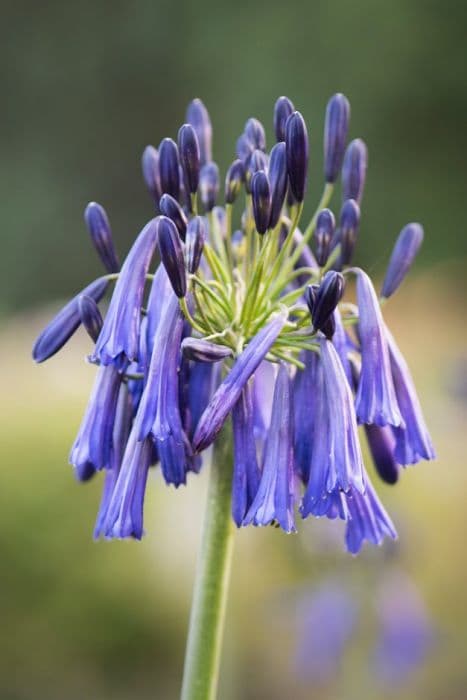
top-left (180, 429), bottom-right (235, 700)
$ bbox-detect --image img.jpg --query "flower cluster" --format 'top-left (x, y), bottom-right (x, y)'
top-left (33, 94), bottom-right (434, 553)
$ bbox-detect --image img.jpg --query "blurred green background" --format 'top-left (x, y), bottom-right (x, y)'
top-left (1, 1), bottom-right (466, 698)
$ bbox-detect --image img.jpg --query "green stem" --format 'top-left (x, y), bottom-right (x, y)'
top-left (180, 429), bottom-right (235, 700)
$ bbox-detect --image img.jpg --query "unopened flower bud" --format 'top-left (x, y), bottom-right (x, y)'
top-left (141, 145), bottom-right (162, 203)
top-left (158, 138), bottom-right (180, 200)
top-left (159, 193), bottom-right (188, 240)
top-left (381, 223), bottom-right (424, 298)
top-left (251, 171), bottom-right (271, 235)
top-left (185, 216), bottom-right (206, 273)
top-left (236, 133), bottom-right (254, 165)
top-left (244, 117), bottom-right (266, 152)
top-left (84, 202), bottom-right (120, 273)
top-left (324, 93), bottom-right (350, 183)
top-left (186, 98), bottom-right (212, 166)
top-left (339, 199), bottom-right (360, 265)
top-left (308, 271), bottom-right (345, 338)
top-left (268, 142), bottom-right (288, 229)
top-left (286, 111), bottom-right (309, 202)
top-left (157, 216), bottom-right (186, 297)
top-left (177, 123), bottom-right (200, 194)
top-left (78, 295), bottom-right (103, 342)
top-left (225, 159), bottom-right (245, 204)
top-left (314, 208), bottom-right (335, 266)
top-left (181, 338), bottom-right (232, 363)
top-left (274, 96), bottom-right (295, 142)
top-left (342, 138), bottom-right (367, 204)
top-left (199, 162), bottom-right (219, 212)
top-left (246, 149), bottom-right (268, 194)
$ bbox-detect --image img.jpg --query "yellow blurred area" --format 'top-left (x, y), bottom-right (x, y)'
top-left (1, 264), bottom-right (466, 699)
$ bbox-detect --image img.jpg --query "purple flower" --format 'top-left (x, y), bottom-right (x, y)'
top-left (159, 193), bottom-right (188, 240)
top-left (381, 223), bottom-right (424, 299)
top-left (93, 218), bottom-right (159, 366)
top-left (136, 293), bottom-right (191, 486)
top-left (331, 308), bottom-right (353, 385)
top-left (33, 276), bottom-right (108, 362)
top-left (301, 338), bottom-right (364, 515)
top-left (224, 159), bottom-right (245, 205)
top-left (193, 311), bottom-right (287, 453)
top-left (324, 93), bottom-right (350, 184)
top-left (145, 263), bottom-right (172, 357)
top-left (294, 350), bottom-right (321, 483)
top-left (251, 360), bottom-right (275, 441)
top-left (308, 270), bottom-right (345, 337)
top-left (181, 338), bottom-right (232, 363)
top-left (185, 216), bottom-right (206, 274)
top-left (231, 382), bottom-right (261, 526)
top-left (178, 123), bottom-right (201, 195)
top-left (244, 364), bottom-right (296, 532)
top-left (344, 473), bottom-right (397, 554)
top-left (84, 202), bottom-right (120, 273)
top-left (339, 199), bottom-right (360, 265)
top-left (70, 363), bottom-right (123, 472)
top-left (244, 117), bottom-right (266, 152)
top-left (94, 384), bottom-right (134, 537)
top-left (274, 95), bottom-right (295, 142)
top-left (159, 137), bottom-right (180, 200)
top-left (141, 145), bottom-right (162, 204)
top-left (199, 162), bottom-right (220, 212)
top-left (355, 269), bottom-right (402, 427)
top-left (342, 138), bottom-right (367, 204)
top-left (314, 208), bottom-right (335, 266)
top-left (157, 215), bottom-right (187, 298)
top-left (386, 327), bottom-right (435, 464)
top-left (186, 98), bottom-right (212, 166)
top-left (246, 150), bottom-right (268, 194)
top-left (102, 426), bottom-right (153, 539)
top-left (268, 142), bottom-right (288, 229)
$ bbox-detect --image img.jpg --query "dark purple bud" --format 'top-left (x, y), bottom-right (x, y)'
top-left (381, 223), bottom-right (424, 299)
top-left (177, 123), bottom-right (200, 194)
top-left (225, 159), bottom-right (245, 204)
top-left (342, 138), bottom-right (368, 204)
top-left (246, 149), bottom-right (268, 194)
top-left (365, 424), bottom-right (400, 485)
top-left (251, 171), bottom-right (271, 235)
top-left (32, 277), bottom-right (108, 362)
top-left (199, 162), bottom-right (219, 212)
top-left (274, 96), bottom-right (295, 142)
top-left (186, 98), bottom-right (212, 166)
top-left (157, 216), bottom-right (186, 297)
top-left (286, 111), bottom-right (309, 202)
top-left (185, 216), bottom-right (206, 273)
top-left (159, 193), bottom-right (188, 240)
top-left (324, 93), bottom-right (350, 183)
top-left (314, 208), bottom-right (336, 266)
top-left (181, 338), bottom-right (232, 363)
top-left (268, 142), bottom-right (288, 229)
top-left (310, 271), bottom-right (345, 338)
top-left (236, 133), bottom-right (254, 165)
top-left (141, 145), bottom-right (162, 203)
top-left (78, 295), bottom-right (103, 342)
top-left (304, 283), bottom-right (319, 315)
top-left (244, 117), bottom-right (266, 151)
top-left (339, 199), bottom-right (360, 265)
top-left (158, 138), bottom-right (180, 199)
top-left (84, 202), bottom-right (120, 273)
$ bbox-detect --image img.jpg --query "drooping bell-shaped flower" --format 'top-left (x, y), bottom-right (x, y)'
top-left (136, 293), bottom-right (191, 486)
top-left (381, 223), bottom-right (424, 299)
top-left (84, 202), bottom-right (120, 273)
top-left (231, 381), bottom-right (261, 526)
top-left (243, 364), bottom-right (296, 532)
top-left (385, 327), bottom-right (435, 464)
top-left (93, 218), bottom-right (159, 367)
top-left (354, 269), bottom-right (402, 427)
top-left (365, 423), bottom-right (400, 484)
top-left (294, 350), bottom-right (321, 483)
top-left (324, 93), bottom-right (350, 184)
top-left (69, 363), bottom-right (123, 472)
top-left (344, 473), bottom-right (397, 554)
top-left (342, 138), bottom-right (367, 204)
top-left (33, 276), bottom-right (109, 363)
top-left (146, 263), bottom-right (172, 357)
top-left (193, 310), bottom-right (287, 453)
top-left (301, 338), bottom-right (364, 515)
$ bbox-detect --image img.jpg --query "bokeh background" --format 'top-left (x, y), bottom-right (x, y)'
top-left (1, 1), bottom-right (467, 698)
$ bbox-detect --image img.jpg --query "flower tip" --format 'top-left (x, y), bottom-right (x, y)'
top-left (381, 223), bottom-right (424, 299)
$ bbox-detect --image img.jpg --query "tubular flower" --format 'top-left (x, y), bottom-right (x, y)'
top-left (33, 93), bottom-right (433, 551)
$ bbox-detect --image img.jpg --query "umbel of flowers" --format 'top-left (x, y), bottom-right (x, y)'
top-left (33, 94), bottom-right (434, 554)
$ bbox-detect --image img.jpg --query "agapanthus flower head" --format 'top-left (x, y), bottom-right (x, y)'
top-left (34, 92), bottom-right (433, 553)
